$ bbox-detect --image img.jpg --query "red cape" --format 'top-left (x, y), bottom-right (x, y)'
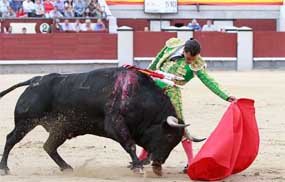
top-left (188, 99), bottom-right (259, 181)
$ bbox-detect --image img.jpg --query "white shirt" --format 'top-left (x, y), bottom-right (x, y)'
top-left (60, 22), bottom-right (73, 31)
top-left (72, 23), bottom-right (82, 32)
top-left (202, 24), bottom-right (218, 32)
top-left (23, 0), bottom-right (35, 13)
top-left (0, 0), bottom-right (9, 13)
top-left (169, 46), bottom-right (184, 59)
top-left (81, 23), bottom-right (94, 31)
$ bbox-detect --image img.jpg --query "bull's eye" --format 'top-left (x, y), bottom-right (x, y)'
top-left (166, 134), bottom-right (173, 141)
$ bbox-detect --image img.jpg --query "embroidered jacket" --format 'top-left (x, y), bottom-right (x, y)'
top-left (148, 38), bottom-right (229, 101)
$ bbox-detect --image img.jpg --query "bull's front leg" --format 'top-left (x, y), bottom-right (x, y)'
top-left (126, 144), bottom-right (143, 171)
top-left (105, 114), bottom-right (143, 173)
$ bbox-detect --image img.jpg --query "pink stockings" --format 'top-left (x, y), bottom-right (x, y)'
top-left (181, 139), bottom-right (193, 165)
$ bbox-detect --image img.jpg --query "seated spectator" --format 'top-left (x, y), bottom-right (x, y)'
top-left (87, 0), bottom-right (103, 18)
top-left (72, 19), bottom-right (82, 32)
top-left (10, 0), bottom-right (22, 12)
top-left (202, 20), bottom-right (218, 32)
top-left (81, 19), bottom-right (93, 31)
top-left (73, 0), bottom-right (85, 17)
top-left (16, 7), bottom-right (27, 17)
top-left (0, 0), bottom-right (10, 17)
top-left (60, 19), bottom-right (73, 32)
top-left (94, 18), bottom-right (106, 31)
top-left (48, 5), bottom-right (63, 18)
top-left (54, 0), bottom-right (64, 14)
top-left (44, 0), bottom-right (55, 15)
top-left (23, 0), bottom-right (36, 17)
top-left (53, 18), bottom-right (63, 31)
top-left (34, 0), bottom-right (45, 17)
top-left (3, 6), bottom-right (16, 18)
top-left (63, 4), bottom-right (74, 17)
top-left (84, 7), bottom-right (91, 17)
top-left (188, 19), bottom-right (201, 31)
top-left (64, 0), bottom-right (72, 8)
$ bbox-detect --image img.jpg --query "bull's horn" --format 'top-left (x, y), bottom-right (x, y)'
top-left (185, 128), bottom-right (206, 142)
top-left (167, 116), bottom-right (190, 128)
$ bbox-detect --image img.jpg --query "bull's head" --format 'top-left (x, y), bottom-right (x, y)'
top-left (141, 116), bottom-right (186, 175)
top-left (142, 116), bottom-right (205, 176)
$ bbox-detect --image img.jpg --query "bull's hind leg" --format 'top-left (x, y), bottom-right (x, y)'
top-left (0, 120), bottom-right (36, 175)
top-left (43, 132), bottom-right (72, 171)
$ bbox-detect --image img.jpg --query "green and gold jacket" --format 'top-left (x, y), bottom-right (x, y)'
top-left (147, 38), bottom-right (229, 119)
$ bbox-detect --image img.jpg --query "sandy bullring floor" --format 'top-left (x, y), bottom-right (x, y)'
top-left (0, 71), bottom-right (284, 182)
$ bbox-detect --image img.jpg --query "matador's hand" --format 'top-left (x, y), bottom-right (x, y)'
top-left (227, 96), bottom-right (237, 102)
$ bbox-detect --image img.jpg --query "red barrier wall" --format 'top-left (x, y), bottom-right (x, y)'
top-left (0, 36), bottom-right (3, 59)
top-left (254, 31), bottom-right (285, 57)
top-left (117, 19), bottom-right (149, 31)
top-left (134, 31), bottom-right (177, 57)
top-left (0, 33), bottom-right (117, 60)
top-left (4, 30), bottom-right (285, 61)
top-left (194, 32), bottom-right (237, 57)
top-left (234, 19), bottom-right (276, 31)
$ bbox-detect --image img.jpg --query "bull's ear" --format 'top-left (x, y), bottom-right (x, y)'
top-left (162, 119), bottom-right (170, 129)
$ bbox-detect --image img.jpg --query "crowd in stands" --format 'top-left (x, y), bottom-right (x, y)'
top-left (55, 18), bottom-right (106, 32)
top-left (0, 0), bottom-right (106, 18)
top-left (3, 17), bottom-right (106, 33)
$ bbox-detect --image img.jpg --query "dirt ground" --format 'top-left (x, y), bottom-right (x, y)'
top-left (0, 71), bottom-right (284, 182)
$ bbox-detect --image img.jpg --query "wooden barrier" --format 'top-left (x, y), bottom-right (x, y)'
top-left (0, 33), bottom-right (117, 60)
top-left (254, 31), bottom-right (285, 57)
top-left (134, 31), bottom-right (177, 57)
top-left (3, 28), bottom-right (285, 62)
top-left (194, 32), bottom-right (237, 57)
top-left (234, 19), bottom-right (276, 31)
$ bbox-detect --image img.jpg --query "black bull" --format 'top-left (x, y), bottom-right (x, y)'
top-left (0, 67), bottom-right (195, 176)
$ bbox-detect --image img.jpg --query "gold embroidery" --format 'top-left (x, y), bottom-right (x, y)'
top-left (156, 38), bottom-right (185, 70)
top-left (161, 61), bottom-right (175, 73)
top-left (165, 38), bottom-right (184, 48)
top-left (176, 61), bottom-right (187, 76)
top-left (189, 56), bottom-right (206, 71)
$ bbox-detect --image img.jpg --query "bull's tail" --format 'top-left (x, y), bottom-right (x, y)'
top-left (0, 77), bottom-right (38, 99)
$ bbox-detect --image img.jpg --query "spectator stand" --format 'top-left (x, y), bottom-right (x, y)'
top-left (0, 0), bottom-right (111, 20)
top-left (0, 17), bottom-right (109, 33)
top-left (51, 18), bottom-right (108, 33)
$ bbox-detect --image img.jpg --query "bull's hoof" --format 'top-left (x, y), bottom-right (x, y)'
top-left (60, 165), bottom-right (73, 173)
top-left (128, 161), bottom-right (143, 169)
top-left (132, 167), bottom-right (144, 174)
top-left (129, 161), bottom-right (144, 175)
top-left (152, 164), bottom-right (162, 176)
top-left (0, 167), bottom-right (10, 176)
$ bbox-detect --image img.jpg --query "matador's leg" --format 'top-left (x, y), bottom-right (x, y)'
top-left (165, 87), bottom-right (194, 172)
